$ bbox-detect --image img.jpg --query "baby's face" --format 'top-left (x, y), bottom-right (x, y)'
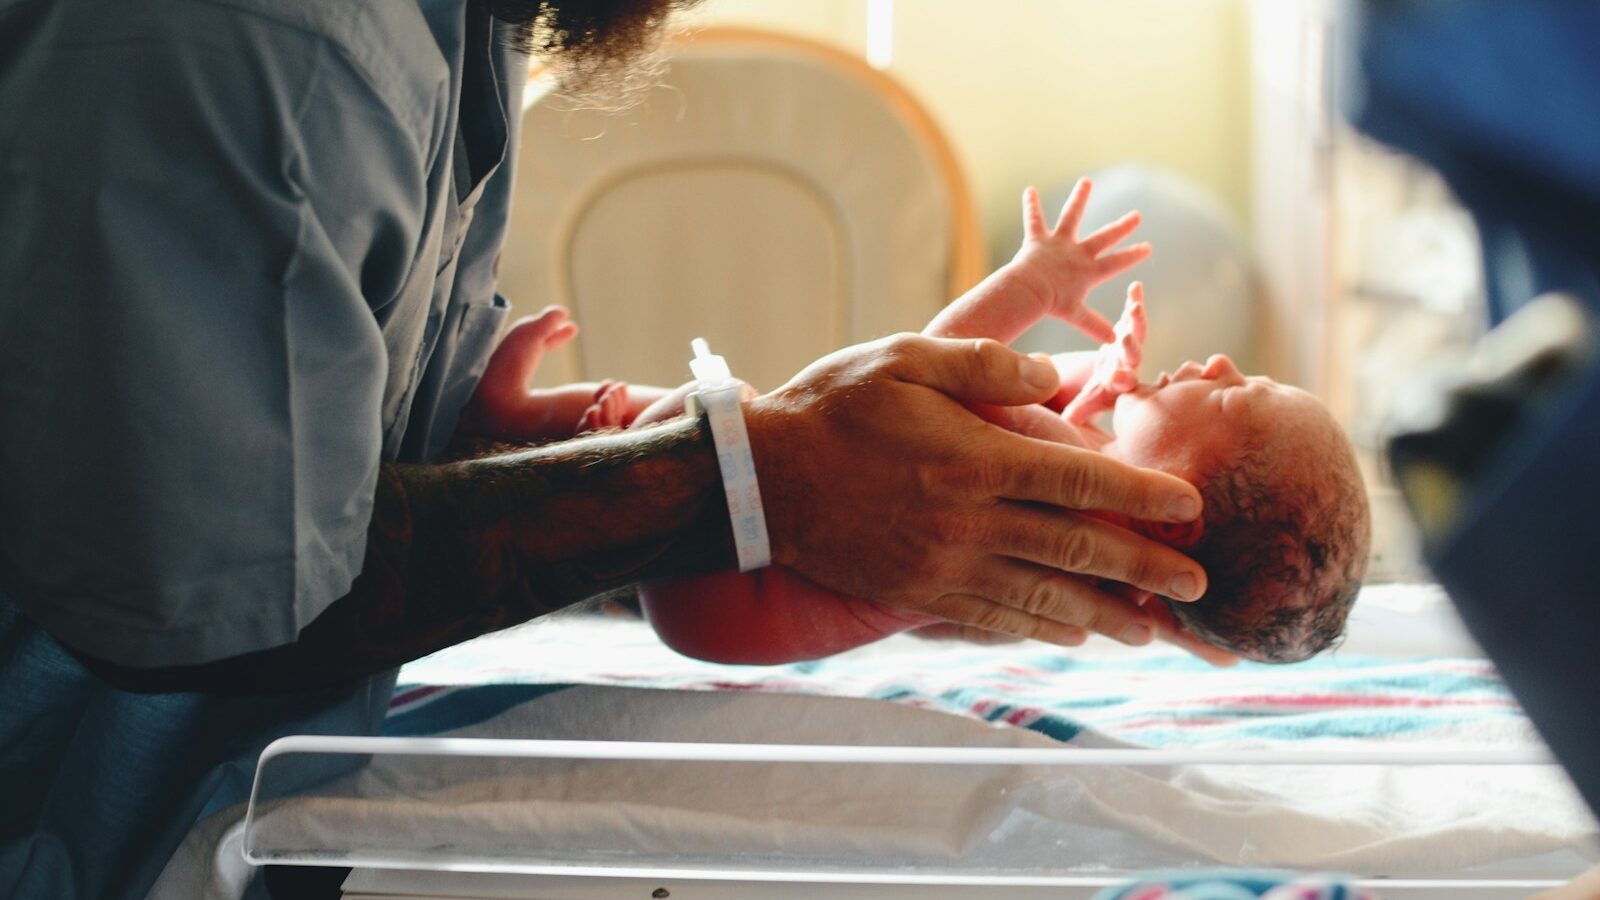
top-left (1104, 354), bottom-right (1330, 479)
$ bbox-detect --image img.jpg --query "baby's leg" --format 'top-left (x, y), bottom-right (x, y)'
top-left (630, 386), bottom-right (940, 663)
top-left (640, 567), bottom-right (935, 665)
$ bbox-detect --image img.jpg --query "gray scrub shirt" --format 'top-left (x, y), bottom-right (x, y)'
top-left (0, 0), bottom-right (526, 667)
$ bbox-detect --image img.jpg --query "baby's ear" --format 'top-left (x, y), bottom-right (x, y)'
top-left (1132, 517), bottom-right (1205, 548)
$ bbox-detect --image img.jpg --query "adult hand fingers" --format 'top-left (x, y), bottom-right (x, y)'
top-left (907, 622), bottom-right (1027, 645)
top-left (1141, 601), bottom-right (1241, 666)
top-left (981, 503), bottom-right (1208, 602)
top-left (880, 334), bottom-right (1060, 407)
top-left (958, 558), bottom-right (1161, 646)
top-left (1162, 624), bottom-right (1241, 667)
top-left (920, 593), bottom-right (1090, 648)
top-left (992, 435), bottom-right (1203, 525)
top-left (969, 400), bottom-right (1085, 445)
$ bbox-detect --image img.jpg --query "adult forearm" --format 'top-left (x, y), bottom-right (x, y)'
top-left (78, 417), bottom-right (734, 694)
top-left (393, 416), bottom-right (736, 623)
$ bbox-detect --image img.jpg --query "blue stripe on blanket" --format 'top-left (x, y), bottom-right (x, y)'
top-left (383, 683), bottom-right (574, 737)
top-left (389, 620), bottom-right (1526, 751)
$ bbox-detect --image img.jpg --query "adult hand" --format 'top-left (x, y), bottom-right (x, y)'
top-left (745, 333), bottom-right (1208, 648)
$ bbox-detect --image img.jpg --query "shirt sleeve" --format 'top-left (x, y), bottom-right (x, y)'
top-left (0, 4), bottom-right (442, 666)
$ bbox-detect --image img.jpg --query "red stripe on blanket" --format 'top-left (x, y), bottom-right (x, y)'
top-left (1117, 716), bottom-right (1231, 730)
top-left (390, 685), bottom-right (445, 708)
top-left (1187, 693), bottom-right (1515, 709)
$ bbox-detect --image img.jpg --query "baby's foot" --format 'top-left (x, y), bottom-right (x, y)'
top-left (576, 379), bottom-right (630, 433)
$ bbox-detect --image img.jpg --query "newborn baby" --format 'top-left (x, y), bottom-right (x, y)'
top-left (465, 179), bottom-right (1371, 665)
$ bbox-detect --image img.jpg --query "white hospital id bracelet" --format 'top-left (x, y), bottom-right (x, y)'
top-left (686, 338), bottom-right (772, 572)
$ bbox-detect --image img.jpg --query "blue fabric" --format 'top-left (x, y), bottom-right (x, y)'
top-left (0, 0), bottom-right (522, 667)
top-left (1093, 870), bottom-right (1368, 899)
top-left (1344, 0), bottom-right (1600, 322)
top-left (1348, 0), bottom-right (1600, 818)
top-left (0, 597), bottom-right (397, 900)
top-left (0, 0), bottom-right (528, 896)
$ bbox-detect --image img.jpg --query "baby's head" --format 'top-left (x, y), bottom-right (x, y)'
top-left (1105, 354), bottom-right (1371, 663)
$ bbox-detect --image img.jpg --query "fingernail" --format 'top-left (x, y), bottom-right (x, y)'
top-left (1022, 356), bottom-right (1058, 390)
top-left (1166, 495), bottom-right (1200, 521)
top-left (1168, 571), bottom-right (1200, 601)
top-left (1121, 624), bottom-right (1152, 645)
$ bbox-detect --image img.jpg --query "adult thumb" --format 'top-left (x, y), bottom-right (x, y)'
top-left (886, 335), bottom-right (1059, 407)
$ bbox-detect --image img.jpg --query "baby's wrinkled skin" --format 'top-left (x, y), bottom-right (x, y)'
top-left (468, 178), bottom-right (1365, 667)
top-left (641, 181), bottom-right (1257, 667)
top-left (641, 283), bottom-right (1361, 668)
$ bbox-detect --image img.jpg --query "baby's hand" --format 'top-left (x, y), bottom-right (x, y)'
top-left (1013, 178), bottom-right (1151, 343)
top-left (1063, 282), bottom-right (1147, 425)
top-left (575, 379), bottom-right (630, 434)
top-left (457, 306), bottom-right (579, 440)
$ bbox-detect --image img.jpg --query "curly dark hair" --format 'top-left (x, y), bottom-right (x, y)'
top-left (1163, 417), bottom-right (1371, 664)
top-left (479, 0), bottom-right (700, 107)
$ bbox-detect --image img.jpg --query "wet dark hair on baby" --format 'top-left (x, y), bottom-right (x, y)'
top-left (1164, 421), bottom-right (1371, 664)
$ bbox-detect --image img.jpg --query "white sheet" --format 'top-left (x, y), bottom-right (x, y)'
top-left (148, 585), bottom-right (1600, 899)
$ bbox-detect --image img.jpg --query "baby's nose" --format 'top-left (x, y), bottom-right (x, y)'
top-left (1172, 360), bottom-right (1205, 380)
top-left (1201, 354), bottom-right (1243, 381)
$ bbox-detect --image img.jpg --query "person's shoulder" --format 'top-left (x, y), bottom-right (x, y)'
top-left (196, 0), bottom-right (451, 126)
top-left (19, 0), bottom-right (452, 139)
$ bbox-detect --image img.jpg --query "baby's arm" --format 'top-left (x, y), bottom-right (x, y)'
top-left (924, 178), bottom-right (1149, 345)
top-left (459, 307), bottom-right (676, 442)
top-left (1063, 282), bottom-right (1147, 426)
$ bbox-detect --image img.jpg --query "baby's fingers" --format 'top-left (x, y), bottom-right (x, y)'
top-left (1126, 282), bottom-right (1148, 344)
top-left (1069, 304), bottom-right (1116, 344)
top-left (1094, 243), bottom-right (1153, 279)
top-left (1022, 186), bottom-right (1049, 240)
top-left (1146, 603), bottom-right (1240, 667)
top-left (1055, 177), bottom-right (1092, 237)
top-left (1062, 383), bottom-right (1112, 426)
top-left (542, 320), bottom-right (579, 352)
top-left (1117, 326), bottom-right (1143, 371)
top-left (1081, 210), bottom-right (1142, 255)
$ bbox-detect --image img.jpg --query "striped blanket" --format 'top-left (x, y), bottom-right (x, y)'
top-left (373, 584), bottom-right (1597, 874)
top-left (387, 584), bottom-right (1530, 750)
top-left (150, 584), bottom-right (1598, 898)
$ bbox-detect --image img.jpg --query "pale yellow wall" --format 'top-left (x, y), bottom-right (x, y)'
top-left (684, 0), bottom-right (1252, 265)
